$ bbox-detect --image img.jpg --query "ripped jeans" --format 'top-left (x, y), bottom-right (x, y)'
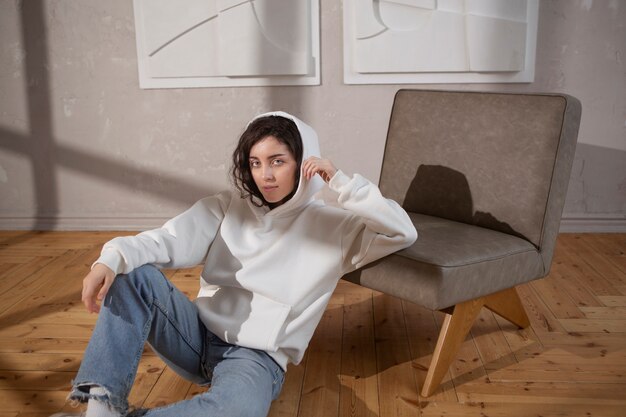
top-left (69, 265), bottom-right (285, 417)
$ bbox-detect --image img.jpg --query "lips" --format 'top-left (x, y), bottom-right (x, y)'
top-left (262, 185), bottom-right (278, 192)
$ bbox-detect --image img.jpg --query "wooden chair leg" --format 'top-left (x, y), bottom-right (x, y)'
top-left (483, 287), bottom-right (530, 328)
top-left (420, 286), bottom-right (530, 397)
top-left (421, 297), bottom-right (484, 397)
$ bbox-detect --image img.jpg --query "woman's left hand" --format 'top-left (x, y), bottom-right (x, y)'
top-left (302, 157), bottom-right (337, 183)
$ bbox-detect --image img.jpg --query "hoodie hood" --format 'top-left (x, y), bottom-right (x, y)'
top-left (247, 111), bottom-right (325, 217)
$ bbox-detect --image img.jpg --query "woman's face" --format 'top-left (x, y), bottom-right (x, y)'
top-left (249, 135), bottom-right (298, 206)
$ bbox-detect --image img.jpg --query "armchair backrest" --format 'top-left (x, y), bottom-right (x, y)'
top-left (380, 90), bottom-right (581, 270)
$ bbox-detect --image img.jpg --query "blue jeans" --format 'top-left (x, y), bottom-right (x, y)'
top-left (69, 265), bottom-right (285, 417)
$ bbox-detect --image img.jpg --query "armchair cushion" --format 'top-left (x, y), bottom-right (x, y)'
top-left (344, 213), bottom-right (545, 310)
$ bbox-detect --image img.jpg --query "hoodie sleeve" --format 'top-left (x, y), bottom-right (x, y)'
top-left (94, 192), bottom-right (231, 275)
top-left (326, 170), bottom-right (417, 274)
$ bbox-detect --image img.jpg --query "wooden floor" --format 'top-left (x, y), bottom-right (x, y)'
top-left (0, 232), bottom-right (625, 417)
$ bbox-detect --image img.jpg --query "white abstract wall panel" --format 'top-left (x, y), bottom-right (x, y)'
top-left (344, 0), bottom-right (538, 84)
top-left (134, 0), bottom-right (320, 88)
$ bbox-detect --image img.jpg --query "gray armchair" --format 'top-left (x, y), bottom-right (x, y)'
top-left (344, 89), bottom-right (581, 397)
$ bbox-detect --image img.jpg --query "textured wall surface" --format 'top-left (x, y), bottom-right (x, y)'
top-left (0, 0), bottom-right (624, 231)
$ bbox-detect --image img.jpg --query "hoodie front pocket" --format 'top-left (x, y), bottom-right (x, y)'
top-left (196, 287), bottom-right (291, 353)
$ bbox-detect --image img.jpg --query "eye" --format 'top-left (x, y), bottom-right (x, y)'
top-left (272, 159), bottom-right (284, 166)
top-left (249, 160), bottom-right (260, 168)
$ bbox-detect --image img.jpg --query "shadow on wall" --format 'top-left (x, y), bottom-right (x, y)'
top-left (0, 3), bottom-right (220, 231)
top-left (0, 2), bottom-right (310, 232)
top-left (565, 143), bottom-right (626, 216)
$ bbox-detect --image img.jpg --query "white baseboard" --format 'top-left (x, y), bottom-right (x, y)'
top-left (559, 214), bottom-right (626, 233)
top-left (0, 216), bottom-right (169, 231)
top-left (2, 214), bottom-right (625, 233)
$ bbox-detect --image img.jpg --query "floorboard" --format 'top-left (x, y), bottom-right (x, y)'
top-left (0, 232), bottom-right (625, 416)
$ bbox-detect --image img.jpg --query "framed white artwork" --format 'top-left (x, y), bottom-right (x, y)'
top-left (343, 0), bottom-right (539, 84)
top-left (133, 0), bottom-right (320, 88)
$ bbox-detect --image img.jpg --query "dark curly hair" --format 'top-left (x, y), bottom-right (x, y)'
top-left (231, 115), bottom-right (303, 207)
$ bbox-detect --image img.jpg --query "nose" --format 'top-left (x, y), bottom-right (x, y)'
top-left (261, 165), bottom-right (274, 180)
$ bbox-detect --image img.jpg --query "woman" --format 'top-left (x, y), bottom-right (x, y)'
top-left (55, 112), bottom-right (417, 417)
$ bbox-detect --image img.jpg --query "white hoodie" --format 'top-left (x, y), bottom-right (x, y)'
top-left (95, 112), bottom-right (417, 370)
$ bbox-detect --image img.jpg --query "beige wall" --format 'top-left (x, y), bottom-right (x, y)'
top-left (0, 0), bottom-right (624, 231)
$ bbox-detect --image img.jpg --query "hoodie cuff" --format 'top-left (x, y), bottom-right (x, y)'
top-left (92, 248), bottom-right (125, 275)
top-left (328, 169), bottom-right (351, 191)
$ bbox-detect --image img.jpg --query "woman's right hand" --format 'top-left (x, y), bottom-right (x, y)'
top-left (82, 263), bottom-right (116, 314)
